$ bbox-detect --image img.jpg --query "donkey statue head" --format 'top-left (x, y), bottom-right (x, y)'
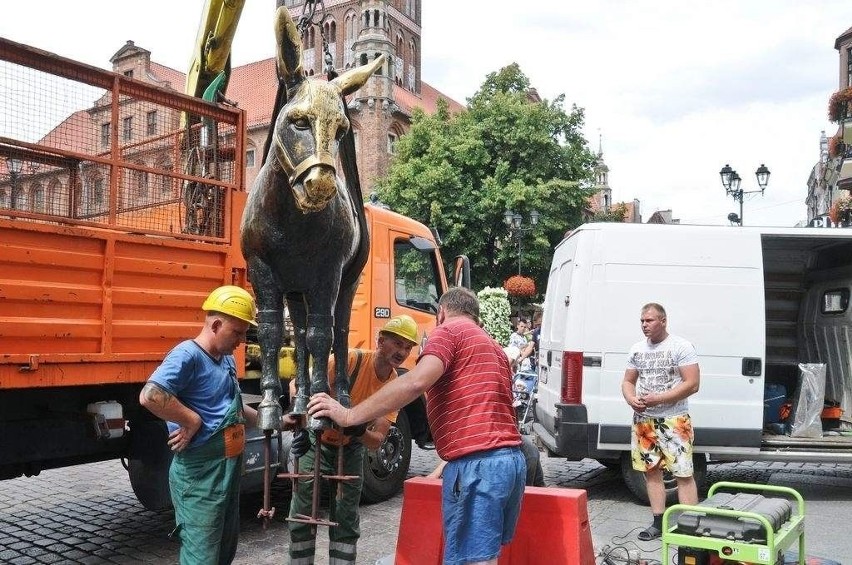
top-left (270, 6), bottom-right (384, 212)
top-left (243, 6), bottom-right (385, 433)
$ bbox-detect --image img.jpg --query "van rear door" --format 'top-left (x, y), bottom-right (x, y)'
top-left (537, 235), bottom-right (581, 440)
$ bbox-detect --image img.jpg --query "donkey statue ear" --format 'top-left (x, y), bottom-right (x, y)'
top-left (274, 6), bottom-right (304, 89)
top-left (331, 54), bottom-right (386, 97)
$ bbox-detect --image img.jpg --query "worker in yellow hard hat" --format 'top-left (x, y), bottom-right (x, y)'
top-left (140, 285), bottom-right (258, 565)
top-left (285, 314), bottom-right (419, 564)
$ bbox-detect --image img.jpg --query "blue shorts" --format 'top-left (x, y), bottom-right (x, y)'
top-left (441, 446), bottom-right (526, 565)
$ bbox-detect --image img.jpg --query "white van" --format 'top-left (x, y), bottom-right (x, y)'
top-left (534, 223), bottom-right (852, 502)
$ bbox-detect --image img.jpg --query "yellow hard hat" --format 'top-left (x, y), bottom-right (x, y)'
top-left (202, 285), bottom-right (257, 326)
top-left (380, 315), bottom-right (418, 344)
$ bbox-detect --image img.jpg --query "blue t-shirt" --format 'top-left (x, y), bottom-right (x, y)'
top-left (148, 340), bottom-right (239, 448)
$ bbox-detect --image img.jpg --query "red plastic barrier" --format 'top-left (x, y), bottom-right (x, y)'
top-left (394, 478), bottom-right (444, 565)
top-left (394, 477), bottom-right (595, 565)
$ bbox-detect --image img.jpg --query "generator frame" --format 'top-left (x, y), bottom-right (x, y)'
top-left (661, 481), bottom-right (805, 565)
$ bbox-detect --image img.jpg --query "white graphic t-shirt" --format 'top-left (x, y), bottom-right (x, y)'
top-left (626, 334), bottom-right (698, 418)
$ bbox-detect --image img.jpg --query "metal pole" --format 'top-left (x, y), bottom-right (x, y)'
top-left (517, 230), bottom-right (522, 275)
top-left (739, 192), bottom-right (744, 226)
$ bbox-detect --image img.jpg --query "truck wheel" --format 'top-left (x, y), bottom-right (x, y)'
top-left (128, 419), bottom-right (173, 512)
top-left (620, 452), bottom-right (707, 505)
top-left (361, 410), bottom-right (412, 504)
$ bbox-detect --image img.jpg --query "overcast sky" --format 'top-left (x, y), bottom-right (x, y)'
top-left (1, 1), bottom-right (848, 226)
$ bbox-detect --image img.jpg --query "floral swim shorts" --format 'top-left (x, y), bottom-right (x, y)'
top-left (631, 413), bottom-right (694, 477)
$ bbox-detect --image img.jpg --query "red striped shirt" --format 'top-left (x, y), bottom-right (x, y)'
top-left (420, 317), bottom-right (521, 460)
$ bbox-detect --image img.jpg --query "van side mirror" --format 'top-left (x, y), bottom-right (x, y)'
top-left (453, 255), bottom-right (471, 289)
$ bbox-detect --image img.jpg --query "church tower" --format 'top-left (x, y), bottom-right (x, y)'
top-left (592, 135), bottom-right (612, 213)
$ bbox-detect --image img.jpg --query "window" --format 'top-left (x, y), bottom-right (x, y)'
top-left (846, 47), bottom-right (852, 87)
top-left (408, 40), bottom-right (417, 91)
top-left (822, 288), bottom-right (850, 314)
top-left (123, 70), bottom-right (133, 78)
top-left (394, 238), bottom-right (441, 314)
top-left (92, 177), bottom-right (105, 211)
top-left (0, 189), bottom-right (8, 208)
top-left (30, 184), bottom-right (45, 213)
top-left (156, 160), bottom-right (173, 196)
top-left (344, 11), bottom-right (358, 67)
top-left (324, 20), bottom-right (337, 53)
top-left (246, 148), bottom-right (256, 168)
top-left (123, 116), bottom-right (133, 142)
top-left (387, 132), bottom-right (397, 154)
top-left (48, 179), bottom-right (64, 215)
top-left (135, 168), bottom-right (148, 199)
top-left (146, 111), bottom-right (157, 135)
top-left (101, 122), bottom-right (110, 147)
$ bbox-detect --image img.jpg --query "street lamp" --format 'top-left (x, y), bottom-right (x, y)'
top-left (6, 157), bottom-right (22, 210)
top-left (504, 209), bottom-right (540, 275)
top-left (719, 163), bottom-right (770, 226)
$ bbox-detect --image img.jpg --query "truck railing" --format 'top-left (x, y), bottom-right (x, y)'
top-left (0, 37), bottom-right (244, 243)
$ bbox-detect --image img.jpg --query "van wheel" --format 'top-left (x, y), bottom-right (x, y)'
top-left (620, 452), bottom-right (707, 505)
top-left (361, 410), bottom-right (412, 504)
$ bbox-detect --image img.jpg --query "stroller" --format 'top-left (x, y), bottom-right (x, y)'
top-left (512, 370), bottom-right (538, 434)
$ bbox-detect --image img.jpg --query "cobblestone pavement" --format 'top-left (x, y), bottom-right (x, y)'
top-left (1, 448), bottom-right (851, 564)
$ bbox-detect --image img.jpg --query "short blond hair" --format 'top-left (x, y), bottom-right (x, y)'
top-left (641, 302), bottom-right (667, 319)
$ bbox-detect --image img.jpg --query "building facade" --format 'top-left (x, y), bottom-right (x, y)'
top-left (806, 25), bottom-right (852, 227)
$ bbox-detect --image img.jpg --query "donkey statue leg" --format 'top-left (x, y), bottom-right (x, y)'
top-left (287, 294), bottom-right (310, 415)
top-left (247, 258), bottom-right (284, 431)
top-left (331, 280), bottom-right (359, 411)
top-left (305, 308), bottom-right (335, 431)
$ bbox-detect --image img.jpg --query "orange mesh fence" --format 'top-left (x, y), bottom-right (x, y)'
top-left (0, 37), bottom-right (244, 242)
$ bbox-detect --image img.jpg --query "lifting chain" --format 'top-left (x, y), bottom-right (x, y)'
top-left (296, 0), bottom-right (336, 79)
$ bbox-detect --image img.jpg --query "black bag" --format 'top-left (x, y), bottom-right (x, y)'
top-left (675, 492), bottom-right (793, 543)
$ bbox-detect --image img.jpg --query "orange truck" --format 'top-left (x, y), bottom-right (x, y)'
top-left (0, 38), bottom-right (461, 509)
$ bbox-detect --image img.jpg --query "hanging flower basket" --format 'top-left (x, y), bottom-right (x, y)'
top-left (828, 134), bottom-right (845, 159)
top-left (504, 275), bottom-right (536, 297)
top-left (828, 87), bottom-right (852, 123)
top-left (829, 195), bottom-right (852, 226)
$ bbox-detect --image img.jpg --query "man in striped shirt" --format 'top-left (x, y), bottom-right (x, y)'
top-left (308, 287), bottom-right (525, 565)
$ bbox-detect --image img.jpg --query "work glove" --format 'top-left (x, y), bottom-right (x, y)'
top-left (342, 423), bottom-right (368, 438)
top-left (291, 428), bottom-right (310, 459)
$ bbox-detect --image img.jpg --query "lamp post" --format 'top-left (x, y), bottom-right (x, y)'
top-left (504, 209), bottom-right (540, 275)
top-left (719, 163), bottom-right (770, 226)
top-left (6, 157), bottom-right (22, 210)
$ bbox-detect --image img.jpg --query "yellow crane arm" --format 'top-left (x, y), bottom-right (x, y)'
top-left (185, 0), bottom-right (246, 101)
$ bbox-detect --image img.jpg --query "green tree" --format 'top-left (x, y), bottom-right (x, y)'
top-left (376, 63), bottom-right (596, 291)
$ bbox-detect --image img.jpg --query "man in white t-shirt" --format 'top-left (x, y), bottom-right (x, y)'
top-left (621, 302), bottom-right (700, 541)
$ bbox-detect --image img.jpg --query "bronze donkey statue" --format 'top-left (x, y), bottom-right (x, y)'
top-left (241, 6), bottom-right (384, 431)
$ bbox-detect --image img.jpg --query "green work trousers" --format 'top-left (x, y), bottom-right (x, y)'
top-left (169, 396), bottom-right (243, 565)
top-left (288, 433), bottom-right (364, 565)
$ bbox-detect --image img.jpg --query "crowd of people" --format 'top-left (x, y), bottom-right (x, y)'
top-left (141, 285), bottom-right (700, 563)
